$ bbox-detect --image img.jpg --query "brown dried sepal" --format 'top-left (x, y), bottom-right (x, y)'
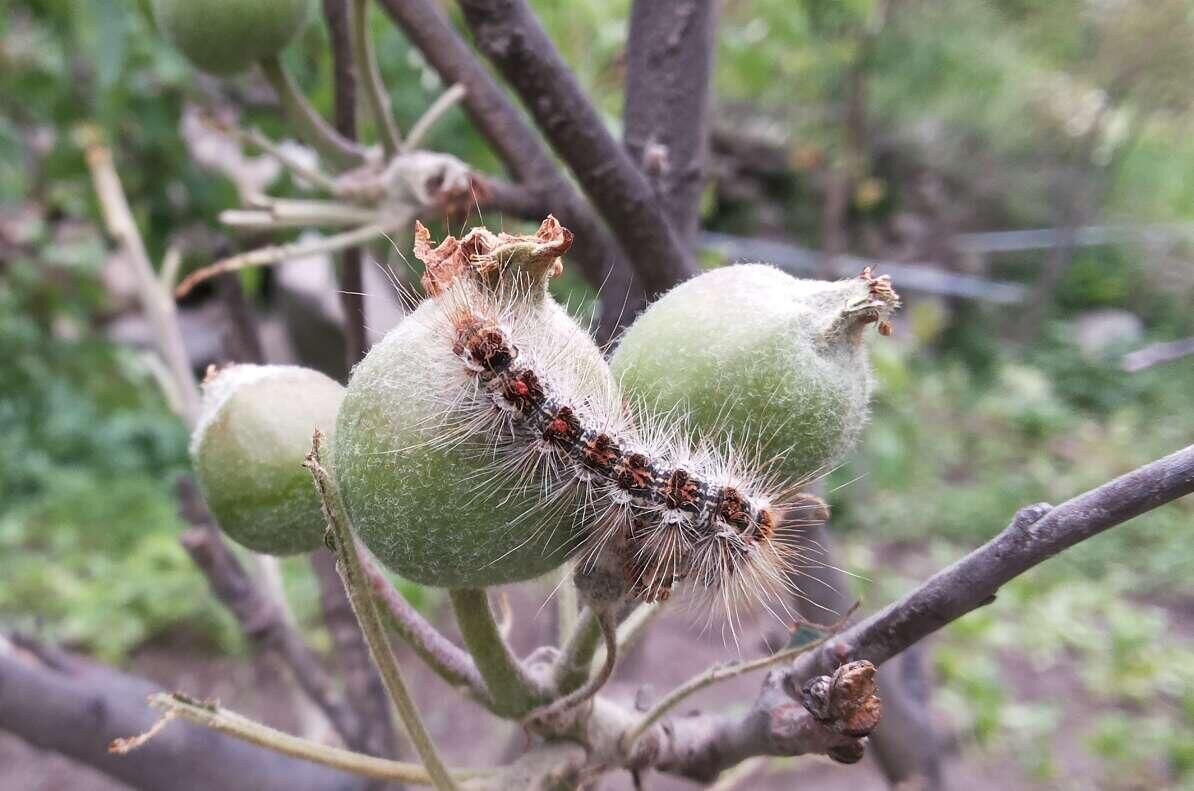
top-left (799, 660), bottom-right (882, 739)
top-left (415, 215), bottom-right (573, 296)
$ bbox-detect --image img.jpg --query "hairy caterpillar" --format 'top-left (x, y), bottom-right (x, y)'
top-left (336, 218), bottom-right (830, 617)
top-left (441, 283), bottom-right (827, 609)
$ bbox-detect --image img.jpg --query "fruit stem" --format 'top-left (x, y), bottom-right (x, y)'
top-left (349, 0), bottom-right (404, 157)
top-left (449, 588), bottom-right (546, 718)
top-left (306, 431), bottom-right (460, 791)
top-left (259, 55), bottom-right (366, 169)
top-left (552, 607), bottom-right (603, 693)
top-left (523, 609), bottom-right (618, 727)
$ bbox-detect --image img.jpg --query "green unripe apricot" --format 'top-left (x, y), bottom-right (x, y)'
top-left (151, 0), bottom-right (317, 75)
top-left (191, 364), bottom-right (343, 555)
top-left (335, 220), bottom-right (608, 588)
top-left (611, 264), bottom-right (898, 483)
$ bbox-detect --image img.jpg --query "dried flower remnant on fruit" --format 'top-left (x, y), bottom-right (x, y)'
top-left (414, 215), bottom-right (572, 297)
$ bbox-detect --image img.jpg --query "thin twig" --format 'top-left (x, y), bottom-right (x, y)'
top-left (403, 83), bottom-right (466, 151)
top-left (593, 601), bottom-right (662, 671)
top-left (350, 0), bottom-right (403, 157)
top-left (525, 609), bottom-right (618, 726)
top-left (306, 431), bottom-right (460, 791)
top-left (83, 125), bottom-right (361, 753)
top-left (0, 640), bottom-right (358, 791)
top-left (236, 126), bottom-right (341, 193)
top-left (449, 588), bottom-right (545, 718)
top-left (623, 637), bottom-right (829, 752)
top-left (1122, 336), bottom-right (1194, 372)
top-left (178, 499), bottom-right (360, 749)
top-left (159, 243), bottom-right (183, 293)
top-left (706, 757), bottom-right (767, 791)
top-left (258, 55), bottom-right (365, 169)
top-left (359, 550), bottom-right (489, 700)
top-left (174, 220), bottom-right (404, 298)
top-left (80, 126), bottom-right (200, 423)
top-left (221, 201), bottom-right (379, 230)
top-left (141, 693), bottom-right (483, 784)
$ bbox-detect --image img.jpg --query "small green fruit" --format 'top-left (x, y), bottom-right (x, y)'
top-left (151, 0), bottom-right (317, 75)
top-left (611, 265), bottom-right (898, 483)
top-left (335, 220), bottom-right (608, 588)
top-left (191, 364), bottom-right (343, 555)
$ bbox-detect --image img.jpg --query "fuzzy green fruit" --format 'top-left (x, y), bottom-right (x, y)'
top-left (611, 264), bottom-right (898, 483)
top-left (334, 220), bottom-right (609, 588)
top-left (151, 0), bottom-right (317, 75)
top-left (191, 364), bottom-right (343, 555)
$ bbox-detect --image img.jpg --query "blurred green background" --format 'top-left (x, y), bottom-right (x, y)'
top-left (2, 1), bottom-right (1193, 787)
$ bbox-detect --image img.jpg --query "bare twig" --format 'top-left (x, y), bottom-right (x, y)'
top-left (159, 243), bottom-right (183, 292)
top-left (0, 638), bottom-right (365, 791)
top-left (646, 445), bottom-right (1193, 781)
top-left (324, 0), bottom-right (371, 367)
top-left (376, 0), bottom-right (645, 339)
top-left (788, 443), bottom-right (1194, 683)
top-left (622, 0), bottom-right (719, 246)
top-left (311, 551), bottom-right (398, 763)
top-left (525, 609), bottom-right (618, 727)
top-left (594, 601), bottom-right (662, 671)
top-left (1123, 336), bottom-right (1194, 372)
top-left (144, 693), bottom-right (483, 785)
top-left (174, 219), bottom-right (406, 298)
top-left (222, 200), bottom-right (380, 229)
top-left (235, 126), bottom-right (341, 193)
top-left (307, 431), bottom-right (460, 790)
top-left (622, 637), bottom-right (828, 752)
top-left (706, 757), bottom-right (767, 791)
top-left (359, 550), bottom-right (489, 699)
top-left (555, 566), bottom-right (580, 644)
top-left (449, 588), bottom-right (546, 718)
top-left (457, 0), bottom-right (698, 298)
top-left (404, 83), bottom-right (467, 152)
top-left (350, 0), bottom-right (404, 157)
top-left (80, 127), bottom-right (200, 423)
top-left (258, 55), bottom-right (366, 168)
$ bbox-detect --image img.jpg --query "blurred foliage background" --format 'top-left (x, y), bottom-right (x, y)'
top-left (2, 0), bottom-right (1193, 787)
